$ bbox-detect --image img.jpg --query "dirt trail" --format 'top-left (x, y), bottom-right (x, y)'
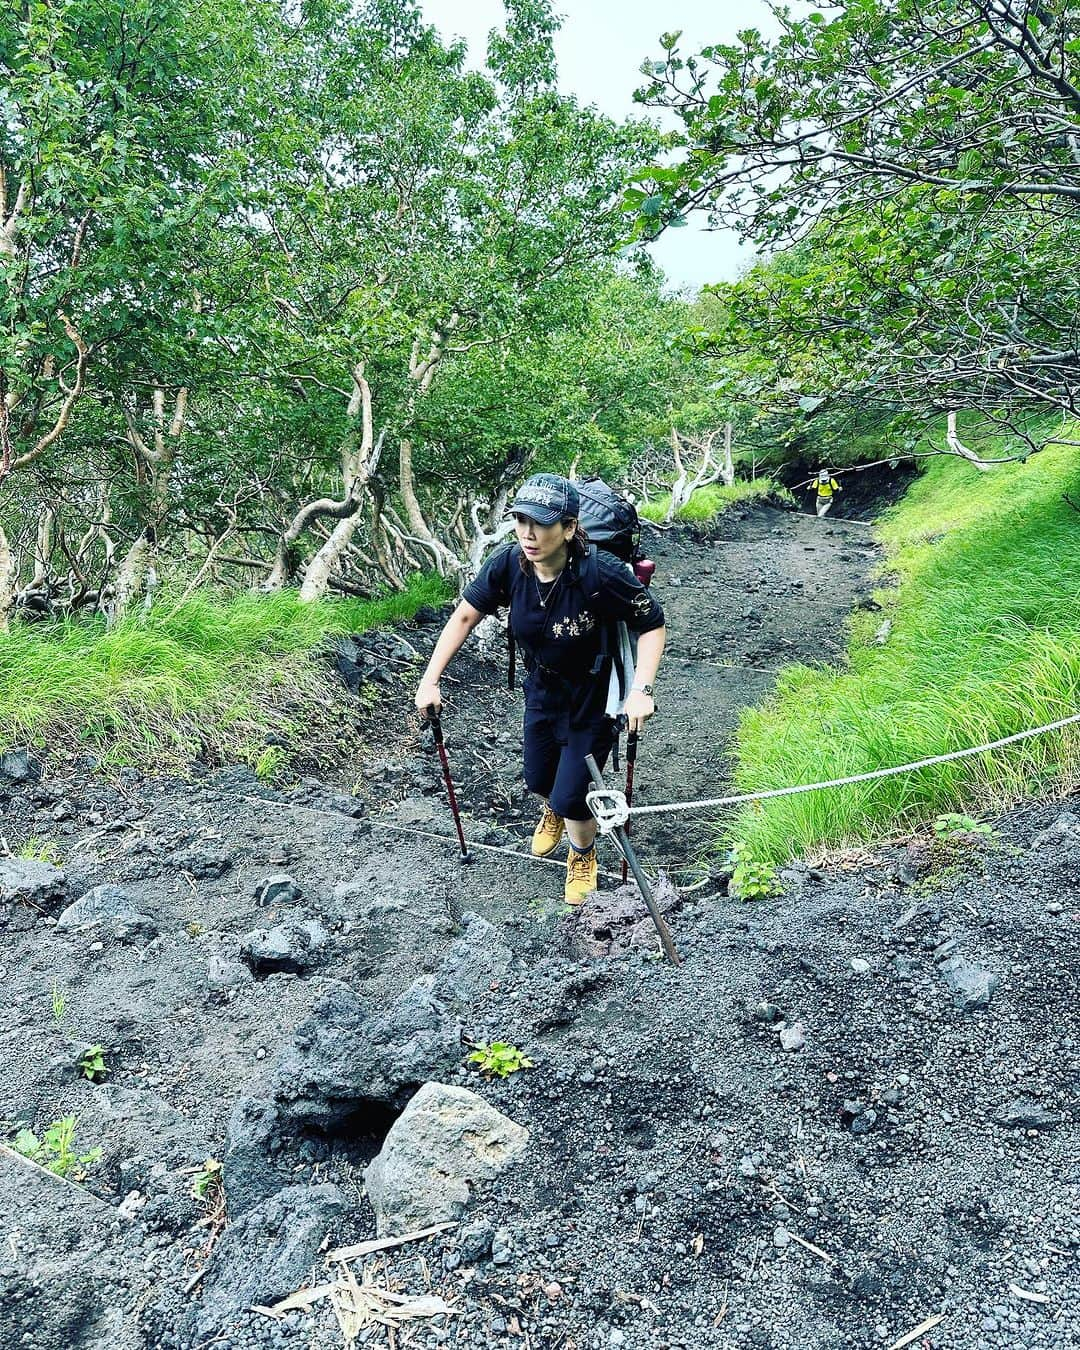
top-left (2, 502), bottom-right (1078, 1350)
top-left (625, 506), bottom-right (875, 867)
top-left (406, 503), bottom-right (877, 890)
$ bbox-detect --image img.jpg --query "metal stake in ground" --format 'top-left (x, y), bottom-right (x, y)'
top-left (425, 709), bottom-right (474, 864)
top-left (584, 753), bottom-right (681, 967)
top-left (620, 728), bottom-right (639, 885)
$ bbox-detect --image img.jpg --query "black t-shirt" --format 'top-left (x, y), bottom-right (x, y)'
top-left (463, 544), bottom-right (665, 722)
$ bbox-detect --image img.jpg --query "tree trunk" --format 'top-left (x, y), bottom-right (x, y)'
top-left (108, 387), bottom-right (187, 625)
top-left (466, 489), bottom-right (515, 580)
top-left (111, 530), bottom-right (153, 623)
top-left (297, 367), bottom-right (381, 602)
top-left (946, 411), bottom-right (992, 470)
top-left (264, 531), bottom-right (302, 591)
top-left (720, 421), bottom-right (735, 487)
top-left (0, 522), bottom-right (14, 633)
top-left (370, 485), bottom-right (409, 590)
top-left (666, 427), bottom-right (687, 522)
top-left (398, 436), bottom-right (458, 574)
top-left (299, 510), bottom-right (366, 601)
top-left (26, 507), bottom-right (53, 590)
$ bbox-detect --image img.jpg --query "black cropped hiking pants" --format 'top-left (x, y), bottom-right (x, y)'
top-left (522, 706), bottom-right (614, 821)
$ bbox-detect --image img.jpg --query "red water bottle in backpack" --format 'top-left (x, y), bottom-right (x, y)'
top-left (634, 558), bottom-right (656, 587)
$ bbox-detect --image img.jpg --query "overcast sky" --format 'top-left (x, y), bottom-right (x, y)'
top-left (419, 0), bottom-right (780, 291)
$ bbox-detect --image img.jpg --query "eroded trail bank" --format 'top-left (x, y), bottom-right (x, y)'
top-left (2, 504), bottom-right (1078, 1350)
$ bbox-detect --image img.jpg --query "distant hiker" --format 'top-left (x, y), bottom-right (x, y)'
top-left (414, 472), bottom-right (666, 905)
top-left (814, 469), bottom-right (841, 517)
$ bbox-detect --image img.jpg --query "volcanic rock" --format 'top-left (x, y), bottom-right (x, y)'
top-left (364, 1082), bottom-right (528, 1236)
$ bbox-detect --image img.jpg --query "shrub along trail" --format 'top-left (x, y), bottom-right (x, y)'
top-left (1, 501), bottom-right (1078, 1350)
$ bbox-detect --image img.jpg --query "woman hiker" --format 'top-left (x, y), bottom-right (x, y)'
top-left (414, 472), bottom-right (666, 905)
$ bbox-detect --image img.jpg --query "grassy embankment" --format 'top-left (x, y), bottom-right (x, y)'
top-left (0, 574), bottom-right (448, 773)
top-left (639, 478), bottom-right (783, 523)
top-left (728, 432), bottom-right (1080, 865)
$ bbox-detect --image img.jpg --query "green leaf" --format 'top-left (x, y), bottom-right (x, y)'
top-left (12, 1128), bottom-right (40, 1158)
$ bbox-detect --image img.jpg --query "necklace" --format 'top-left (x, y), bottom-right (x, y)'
top-left (534, 570), bottom-right (564, 609)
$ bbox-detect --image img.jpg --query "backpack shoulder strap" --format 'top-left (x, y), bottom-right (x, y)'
top-left (581, 543), bottom-right (601, 598)
top-left (585, 546), bottom-right (612, 678)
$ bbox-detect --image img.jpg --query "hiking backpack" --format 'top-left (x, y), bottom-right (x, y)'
top-left (576, 476), bottom-right (642, 567)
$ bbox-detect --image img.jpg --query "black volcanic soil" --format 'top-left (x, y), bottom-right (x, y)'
top-left (2, 502), bottom-right (1076, 1350)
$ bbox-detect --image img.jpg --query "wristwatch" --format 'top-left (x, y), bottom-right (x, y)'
top-left (631, 683), bottom-right (654, 697)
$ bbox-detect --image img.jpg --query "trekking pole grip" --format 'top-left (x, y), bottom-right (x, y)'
top-left (425, 705), bottom-right (444, 744)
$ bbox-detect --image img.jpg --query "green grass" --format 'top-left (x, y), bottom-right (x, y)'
top-left (727, 430), bottom-right (1080, 865)
top-left (639, 478), bottom-right (785, 523)
top-left (0, 573), bottom-right (448, 770)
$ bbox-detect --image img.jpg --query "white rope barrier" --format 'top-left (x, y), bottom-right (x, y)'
top-left (364, 816), bottom-right (626, 882)
top-left (247, 796), bottom-right (626, 881)
top-left (628, 711), bottom-right (1080, 819)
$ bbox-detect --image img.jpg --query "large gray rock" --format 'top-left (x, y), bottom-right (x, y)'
top-left (76, 1084), bottom-right (199, 1169)
top-left (1031, 811), bottom-right (1080, 848)
top-left (364, 1083), bottom-right (528, 1236)
top-left (0, 857), bottom-right (67, 909)
top-left (564, 875), bottom-right (679, 958)
top-left (233, 936), bottom-right (496, 1218)
top-left (55, 884), bottom-right (156, 939)
top-left (939, 953), bottom-right (1000, 1011)
top-left (0, 1151), bottom-right (146, 1350)
top-left (993, 1098), bottom-right (1063, 1130)
top-left (432, 913), bottom-right (514, 1006)
top-left (0, 747), bottom-right (42, 782)
top-left (273, 976), bottom-right (462, 1114)
top-left (192, 1184), bottom-right (346, 1339)
top-left (169, 845), bottom-right (232, 879)
top-left (207, 949), bottom-right (254, 991)
top-left (240, 917), bottom-right (329, 973)
top-left (223, 1096), bottom-right (282, 1215)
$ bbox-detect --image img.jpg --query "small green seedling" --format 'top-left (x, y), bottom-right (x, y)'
top-left (51, 982), bottom-right (67, 1025)
top-left (192, 1157), bottom-right (224, 1203)
top-left (18, 837), bottom-right (61, 864)
top-left (467, 1041), bottom-right (534, 1079)
top-left (13, 1115), bottom-right (102, 1180)
top-left (253, 745), bottom-right (286, 784)
top-left (78, 1044), bottom-right (109, 1083)
top-left (727, 845), bottom-right (781, 901)
top-left (933, 812), bottom-right (995, 840)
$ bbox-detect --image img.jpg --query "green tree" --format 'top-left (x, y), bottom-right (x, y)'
top-left (636, 2), bottom-right (1080, 240)
top-left (0, 0), bottom-right (692, 617)
top-left (0, 0), bottom-right (277, 624)
top-left (213, 0), bottom-right (661, 597)
top-left (631, 2), bottom-right (1080, 433)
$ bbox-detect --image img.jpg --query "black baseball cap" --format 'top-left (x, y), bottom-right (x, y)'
top-left (509, 473), bottom-right (580, 526)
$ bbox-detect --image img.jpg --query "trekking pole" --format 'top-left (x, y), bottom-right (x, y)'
top-left (584, 753), bottom-right (681, 967)
top-left (620, 729), bottom-right (639, 885)
top-left (425, 708), bottom-right (474, 864)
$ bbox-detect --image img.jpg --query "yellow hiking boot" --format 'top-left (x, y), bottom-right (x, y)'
top-left (531, 801), bottom-right (565, 857)
top-left (564, 845), bottom-right (598, 905)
